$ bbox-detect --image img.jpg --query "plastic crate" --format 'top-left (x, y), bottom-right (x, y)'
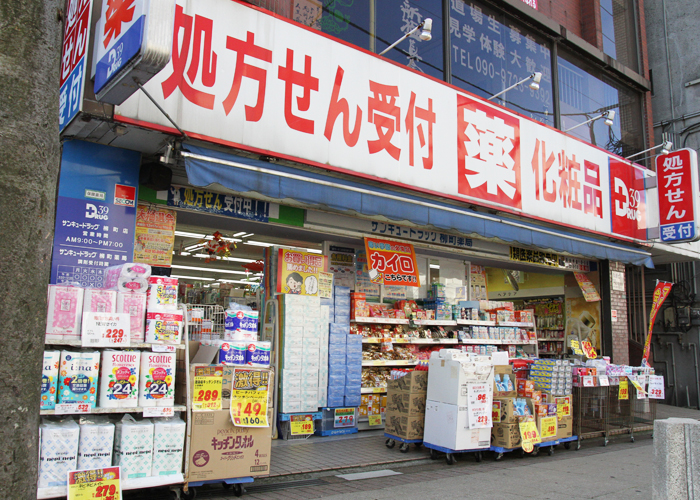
top-left (315, 407), bottom-right (358, 434)
top-left (277, 413), bottom-right (320, 440)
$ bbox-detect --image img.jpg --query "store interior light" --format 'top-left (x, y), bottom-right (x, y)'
top-left (184, 243), bottom-right (206, 251)
top-left (191, 254), bottom-right (256, 263)
top-left (429, 264), bottom-right (441, 269)
top-left (241, 233), bottom-right (255, 238)
top-left (306, 249), bottom-right (323, 254)
top-left (244, 241), bottom-right (274, 247)
top-left (233, 231), bottom-right (247, 237)
top-left (219, 279), bottom-right (260, 285)
top-left (378, 18), bottom-right (432, 56)
top-left (171, 274), bottom-right (216, 281)
top-left (174, 231), bottom-right (206, 238)
top-left (488, 72), bottom-right (542, 101)
top-left (171, 264), bottom-right (248, 275)
top-left (179, 251), bottom-right (191, 256)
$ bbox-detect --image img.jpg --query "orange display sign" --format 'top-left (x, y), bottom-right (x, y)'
top-left (363, 237), bottom-right (420, 287)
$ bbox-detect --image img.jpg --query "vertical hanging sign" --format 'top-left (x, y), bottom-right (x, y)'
top-left (657, 149), bottom-right (700, 242)
top-left (59, 0), bottom-right (93, 132)
top-left (641, 281), bottom-right (673, 365)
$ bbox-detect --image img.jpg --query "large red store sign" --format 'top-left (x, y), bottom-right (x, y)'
top-left (656, 149), bottom-right (700, 243)
top-left (116, 0), bottom-right (654, 243)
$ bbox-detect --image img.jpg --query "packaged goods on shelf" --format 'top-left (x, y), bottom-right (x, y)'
top-left (38, 419), bottom-right (80, 488)
top-left (152, 416), bottom-right (186, 476)
top-left (77, 416), bottom-right (115, 470)
top-left (41, 351), bottom-right (60, 410)
top-left (99, 350), bottom-right (140, 408)
top-left (146, 277), bottom-right (179, 311)
top-left (114, 415), bottom-right (154, 479)
top-left (218, 341), bottom-right (247, 365)
top-left (145, 311), bottom-right (183, 344)
top-left (247, 341), bottom-right (271, 367)
top-left (46, 285), bottom-right (84, 340)
top-left (117, 292), bottom-right (147, 342)
top-left (139, 351), bottom-right (176, 407)
top-left (224, 307), bottom-right (259, 341)
top-left (104, 263), bottom-right (152, 291)
top-left (57, 350), bottom-right (100, 408)
top-left (83, 289), bottom-right (117, 314)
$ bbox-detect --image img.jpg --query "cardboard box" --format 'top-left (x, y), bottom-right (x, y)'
top-left (491, 423), bottom-right (521, 448)
top-left (384, 410), bottom-right (424, 441)
top-left (537, 415), bottom-right (558, 442)
top-left (188, 410), bottom-right (271, 481)
top-left (493, 398), bottom-right (516, 424)
top-left (423, 400), bottom-right (491, 450)
top-left (493, 365), bottom-right (517, 398)
top-left (517, 379), bottom-right (534, 398)
top-left (556, 415), bottom-right (573, 440)
top-left (387, 392), bottom-right (426, 417)
top-left (386, 371), bottom-right (428, 394)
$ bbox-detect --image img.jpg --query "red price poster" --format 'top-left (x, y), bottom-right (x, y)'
top-left (230, 368), bottom-right (270, 427)
top-left (276, 248), bottom-right (328, 296)
top-left (68, 467), bottom-right (121, 500)
top-left (467, 384), bottom-right (491, 429)
top-left (363, 237), bottom-right (420, 287)
top-left (81, 313), bottom-right (130, 348)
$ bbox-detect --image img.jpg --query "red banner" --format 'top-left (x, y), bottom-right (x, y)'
top-left (642, 281), bottom-right (673, 365)
top-left (363, 237), bottom-right (420, 287)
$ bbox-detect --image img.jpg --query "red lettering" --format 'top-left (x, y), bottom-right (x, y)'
top-left (405, 91), bottom-right (435, 169)
top-left (367, 81), bottom-right (401, 160)
top-left (223, 31), bottom-right (272, 120)
top-left (568, 155), bottom-right (582, 211)
top-left (103, 0), bottom-right (135, 48)
top-left (277, 49), bottom-right (319, 134)
top-left (324, 66), bottom-right (362, 146)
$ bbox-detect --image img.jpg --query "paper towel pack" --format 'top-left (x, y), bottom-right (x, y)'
top-left (46, 285), bottom-right (84, 340)
top-left (83, 289), bottom-right (117, 314)
top-left (77, 417), bottom-right (115, 470)
top-left (151, 416), bottom-right (186, 476)
top-left (117, 292), bottom-right (147, 342)
top-left (139, 351), bottom-right (176, 407)
top-left (147, 277), bottom-right (179, 311)
top-left (99, 350), bottom-right (140, 408)
top-left (40, 351), bottom-right (60, 410)
top-left (145, 311), bottom-right (183, 344)
top-left (104, 263), bottom-right (152, 289)
top-left (38, 419), bottom-right (80, 488)
top-left (58, 351), bottom-right (100, 408)
top-left (114, 415), bottom-right (154, 479)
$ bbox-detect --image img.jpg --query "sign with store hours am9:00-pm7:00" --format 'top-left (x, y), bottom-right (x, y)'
top-left (81, 313), bottom-right (130, 347)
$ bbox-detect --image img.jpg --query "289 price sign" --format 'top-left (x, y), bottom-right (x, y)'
top-left (193, 368), bottom-right (223, 411)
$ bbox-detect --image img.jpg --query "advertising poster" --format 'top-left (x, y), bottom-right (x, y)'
top-left (574, 273), bottom-right (601, 302)
top-left (355, 250), bottom-right (380, 298)
top-left (133, 204), bottom-right (176, 267)
top-left (363, 237), bottom-right (420, 287)
top-left (328, 245), bottom-right (356, 289)
top-left (565, 298), bottom-right (601, 351)
top-left (318, 272), bottom-right (334, 299)
top-left (470, 265), bottom-right (488, 301)
top-left (276, 249), bottom-right (328, 296)
top-left (230, 368), bottom-right (270, 427)
top-left (642, 281), bottom-right (673, 364)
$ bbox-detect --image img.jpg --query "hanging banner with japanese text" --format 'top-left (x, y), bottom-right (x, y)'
top-left (642, 281), bottom-right (673, 365)
top-left (276, 248), bottom-right (328, 295)
top-left (656, 149), bottom-right (700, 243)
top-left (166, 185), bottom-right (277, 222)
top-left (134, 204), bottom-right (176, 267)
top-left (363, 237), bottom-right (420, 287)
top-left (574, 273), bottom-right (601, 302)
top-left (116, 0), bottom-right (655, 245)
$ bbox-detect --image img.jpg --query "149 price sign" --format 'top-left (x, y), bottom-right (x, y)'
top-left (230, 390), bottom-right (268, 427)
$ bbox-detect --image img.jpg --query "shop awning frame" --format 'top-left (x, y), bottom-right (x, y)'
top-left (180, 145), bottom-right (654, 268)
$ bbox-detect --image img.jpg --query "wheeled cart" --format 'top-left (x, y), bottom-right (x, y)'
top-left (490, 435), bottom-right (579, 460)
top-left (384, 432), bottom-right (423, 453)
top-left (180, 476), bottom-right (253, 499)
top-left (423, 442), bottom-right (486, 465)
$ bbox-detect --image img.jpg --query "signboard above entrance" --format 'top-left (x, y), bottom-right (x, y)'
top-left (116, 0), bottom-right (654, 244)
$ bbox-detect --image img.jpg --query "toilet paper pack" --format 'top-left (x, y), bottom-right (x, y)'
top-left (147, 277), bottom-right (179, 311)
top-left (40, 351), bottom-right (60, 410)
top-left (58, 351), bottom-right (100, 408)
top-left (104, 263), bottom-right (152, 289)
top-left (146, 311), bottom-right (183, 344)
top-left (46, 285), bottom-right (84, 340)
top-left (83, 289), bottom-right (117, 314)
top-left (38, 419), bottom-right (80, 488)
top-left (99, 350), bottom-right (140, 408)
top-left (114, 415), bottom-right (154, 479)
top-left (117, 292), bottom-right (147, 342)
top-left (139, 351), bottom-right (176, 407)
top-left (77, 417), bottom-right (115, 470)
top-left (151, 417), bottom-right (186, 476)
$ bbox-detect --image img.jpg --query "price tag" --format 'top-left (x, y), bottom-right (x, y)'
top-left (334, 408), bottom-right (356, 428)
top-left (492, 401), bottom-right (502, 423)
top-left (54, 403), bottom-right (91, 415)
top-left (192, 366), bottom-right (223, 411)
top-left (151, 344), bottom-right (177, 353)
top-left (598, 375), bottom-right (610, 387)
top-left (570, 339), bottom-right (584, 356)
top-left (230, 368), bottom-right (270, 427)
top-left (628, 376), bottom-right (647, 399)
top-left (519, 420), bottom-right (541, 453)
top-left (582, 376), bottom-right (594, 387)
top-left (142, 407), bottom-right (174, 418)
top-left (540, 416), bottom-right (557, 440)
top-left (556, 402), bottom-right (571, 418)
top-left (290, 416), bottom-right (314, 435)
top-left (368, 414), bottom-right (383, 426)
top-left (82, 313), bottom-right (130, 348)
top-left (68, 466), bottom-right (121, 500)
top-left (467, 384), bottom-right (491, 429)
top-left (619, 378), bottom-right (629, 400)
top-left (648, 375), bottom-right (665, 400)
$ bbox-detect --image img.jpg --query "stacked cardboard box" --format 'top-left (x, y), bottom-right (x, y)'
top-left (359, 394), bottom-right (387, 417)
top-left (384, 371), bottom-right (427, 441)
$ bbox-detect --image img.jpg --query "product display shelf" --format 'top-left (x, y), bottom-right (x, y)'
top-left (351, 317), bottom-right (410, 325)
top-left (414, 319), bottom-right (457, 326)
top-left (362, 337), bottom-right (411, 344)
top-left (361, 387), bottom-right (388, 394)
top-left (537, 337), bottom-right (565, 341)
top-left (462, 339), bottom-right (537, 345)
top-left (44, 338), bottom-right (186, 350)
top-left (362, 359), bottom-right (418, 367)
top-left (37, 474), bottom-right (187, 500)
top-left (357, 416), bottom-right (385, 431)
top-left (491, 434), bottom-right (579, 461)
top-left (39, 405), bottom-right (187, 416)
top-left (455, 319), bottom-right (497, 326)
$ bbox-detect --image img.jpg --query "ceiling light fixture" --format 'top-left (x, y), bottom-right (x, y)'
top-left (171, 274), bottom-right (216, 281)
top-left (171, 264), bottom-right (249, 275)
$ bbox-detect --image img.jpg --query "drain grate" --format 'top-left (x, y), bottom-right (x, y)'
top-left (244, 478), bottom-right (329, 493)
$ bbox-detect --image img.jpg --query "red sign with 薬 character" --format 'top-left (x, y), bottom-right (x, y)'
top-left (363, 237), bottom-right (420, 287)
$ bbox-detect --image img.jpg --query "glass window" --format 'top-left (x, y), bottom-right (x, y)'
top-left (293, 0), bottom-right (374, 51)
top-left (558, 54), bottom-right (644, 157)
top-left (599, 0), bottom-right (639, 72)
top-left (449, 0), bottom-right (554, 126)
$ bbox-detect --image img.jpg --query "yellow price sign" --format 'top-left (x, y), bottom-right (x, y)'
top-left (290, 417), bottom-right (314, 435)
top-left (629, 377), bottom-right (647, 398)
top-left (570, 339), bottom-right (584, 355)
top-left (519, 420), bottom-right (541, 453)
top-left (193, 371), bottom-right (223, 411)
top-left (557, 402), bottom-right (571, 418)
top-left (68, 467), bottom-right (121, 500)
top-left (492, 401), bottom-right (502, 423)
top-left (230, 390), bottom-right (268, 427)
top-left (368, 414), bottom-right (383, 426)
top-left (540, 416), bottom-right (557, 440)
top-left (619, 378), bottom-right (629, 400)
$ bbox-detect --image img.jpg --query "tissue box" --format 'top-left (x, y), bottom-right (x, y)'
top-left (58, 350), bottom-right (100, 408)
top-left (114, 415), bottom-right (154, 479)
top-left (77, 419), bottom-right (115, 469)
top-left (41, 351), bottom-right (60, 410)
top-left (152, 417), bottom-right (186, 476)
top-left (38, 419), bottom-right (80, 487)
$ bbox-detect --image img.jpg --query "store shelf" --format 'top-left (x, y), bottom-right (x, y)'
top-left (361, 337), bottom-right (458, 345)
top-left (539, 327), bottom-right (565, 331)
top-left (538, 338), bottom-right (565, 342)
top-left (414, 319), bottom-right (457, 326)
top-left (462, 339), bottom-right (537, 345)
top-left (44, 339), bottom-right (185, 350)
top-left (37, 473), bottom-right (185, 499)
top-left (410, 338), bottom-right (459, 344)
top-left (456, 319), bottom-right (497, 326)
top-left (362, 337), bottom-right (411, 344)
top-left (362, 360), bottom-right (417, 367)
top-left (361, 387), bottom-right (387, 394)
top-left (351, 318), bottom-right (409, 325)
top-left (498, 321), bottom-right (535, 328)
top-left (357, 420), bottom-right (385, 431)
top-left (40, 405), bottom-right (186, 416)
